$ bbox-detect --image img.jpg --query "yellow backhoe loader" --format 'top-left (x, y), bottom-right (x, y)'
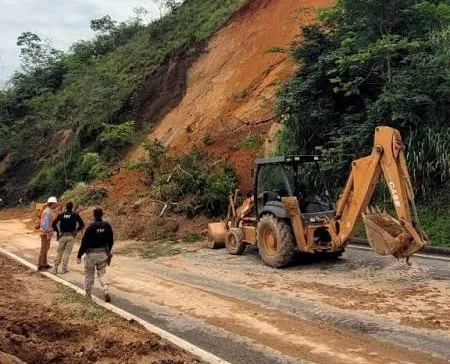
top-left (207, 126), bottom-right (428, 268)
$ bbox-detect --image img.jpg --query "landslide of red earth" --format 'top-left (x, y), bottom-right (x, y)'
top-left (92, 169), bottom-right (148, 206)
top-left (131, 0), bottom-right (332, 190)
top-left (70, 0), bottom-right (333, 237)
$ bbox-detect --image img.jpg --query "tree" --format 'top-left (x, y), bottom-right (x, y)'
top-left (132, 6), bottom-right (150, 23)
top-left (151, 0), bottom-right (181, 19)
top-left (90, 15), bottom-right (117, 33)
top-left (165, 0), bottom-right (181, 13)
top-left (277, 0), bottom-right (450, 199)
top-left (17, 32), bottom-right (62, 71)
top-left (85, 15), bottom-right (143, 57)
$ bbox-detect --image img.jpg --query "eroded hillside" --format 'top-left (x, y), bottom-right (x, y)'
top-left (133, 0), bottom-right (331, 190)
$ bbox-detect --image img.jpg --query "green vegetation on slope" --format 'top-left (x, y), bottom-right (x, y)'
top-left (277, 0), bottom-right (450, 245)
top-left (0, 0), bottom-right (244, 203)
top-left (144, 139), bottom-right (239, 216)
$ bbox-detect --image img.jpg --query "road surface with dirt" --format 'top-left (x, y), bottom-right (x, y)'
top-left (0, 253), bottom-right (199, 364)
top-left (1, 218), bottom-right (449, 364)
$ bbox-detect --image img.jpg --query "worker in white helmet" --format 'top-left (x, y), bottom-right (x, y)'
top-left (38, 196), bottom-right (58, 271)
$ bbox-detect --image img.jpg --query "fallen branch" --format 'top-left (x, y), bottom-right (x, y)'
top-left (176, 164), bottom-right (194, 177)
top-left (146, 199), bottom-right (168, 206)
top-left (223, 115), bottom-right (277, 133)
top-left (209, 158), bottom-right (225, 166)
top-left (159, 204), bottom-right (168, 217)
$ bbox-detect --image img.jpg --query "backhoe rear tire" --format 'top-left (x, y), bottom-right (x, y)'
top-left (256, 215), bottom-right (295, 268)
top-left (225, 228), bottom-right (246, 255)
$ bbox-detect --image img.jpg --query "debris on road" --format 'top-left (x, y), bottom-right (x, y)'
top-left (0, 254), bottom-right (200, 364)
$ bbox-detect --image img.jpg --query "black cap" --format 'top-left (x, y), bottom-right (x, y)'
top-left (66, 202), bottom-right (73, 211)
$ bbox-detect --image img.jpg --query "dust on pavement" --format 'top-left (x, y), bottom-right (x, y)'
top-left (157, 246), bottom-right (450, 332)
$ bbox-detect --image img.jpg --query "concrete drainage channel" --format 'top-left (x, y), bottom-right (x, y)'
top-left (0, 247), bottom-right (231, 364)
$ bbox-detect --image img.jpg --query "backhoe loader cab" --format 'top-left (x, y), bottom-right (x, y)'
top-left (252, 155), bottom-right (345, 268)
top-left (254, 155), bottom-right (334, 222)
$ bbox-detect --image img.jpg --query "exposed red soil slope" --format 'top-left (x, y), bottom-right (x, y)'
top-left (131, 0), bottom-right (332, 190)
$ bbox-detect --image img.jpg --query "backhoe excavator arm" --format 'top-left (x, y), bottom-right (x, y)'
top-left (335, 126), bottom-right (428, 258)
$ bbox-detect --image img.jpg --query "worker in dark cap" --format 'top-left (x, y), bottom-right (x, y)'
top-left (77, 207), bottom-right (114, 302)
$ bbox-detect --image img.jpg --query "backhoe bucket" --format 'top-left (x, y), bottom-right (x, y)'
top-left (362, 212), bottom-right (424, 258)
top-left (206, 222), bottom-right (226, 249)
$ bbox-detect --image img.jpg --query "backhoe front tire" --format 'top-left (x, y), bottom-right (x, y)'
top-left (257, 215), bottom-right (295, 268)
top-left (225, 228), bottom-right (246, 255)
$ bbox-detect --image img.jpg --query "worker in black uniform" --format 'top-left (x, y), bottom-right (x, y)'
top-left (77, 207), bottom-right (114, 302)
top-left (51, 201), bottom-right (85, 274)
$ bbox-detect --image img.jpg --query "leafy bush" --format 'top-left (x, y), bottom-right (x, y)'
top-left (76, 152), bottom-right (106, 181)
top-left (144, 141), bottom-right (238, 216)
top-left (62, 183), bottom-right (108, 206)
top-left (203, 165), bottom-right (239, 214)
top-left (99, 121), bottom-right (135, 160)
top-left (28, 163), bottom-right (67, 198)
top-left (239, 134), bottom-right (263, 151)
top-left (143, 138), bottom-right (170, 169)
top-left (122, 159), bottom-right (147, 171)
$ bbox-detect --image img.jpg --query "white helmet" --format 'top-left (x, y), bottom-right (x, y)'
top-left (47, 196), bottom-right (58, 203)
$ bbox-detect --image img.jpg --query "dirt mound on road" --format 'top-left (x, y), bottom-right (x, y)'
top-left (92, 169), bottom-right (148, 205)
top-left (0, 254), bottom-right (199, 364)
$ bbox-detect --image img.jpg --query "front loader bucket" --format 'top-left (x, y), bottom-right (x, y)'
top-left (206, 222), bottom-right (226, 249)
top-left (362, 212), bottom-right (424, 258)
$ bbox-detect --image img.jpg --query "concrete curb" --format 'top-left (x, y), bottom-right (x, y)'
top-left (351, 238), bottom-right (450, 256)
top-left (0, 247), bottom-right (231, 364)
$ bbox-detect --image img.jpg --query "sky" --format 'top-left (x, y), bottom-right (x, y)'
top-left (0, 0), bottom-right (160, 86)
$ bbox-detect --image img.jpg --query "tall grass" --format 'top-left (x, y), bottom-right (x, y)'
top-left (406, 128), bottom-right (450, 200)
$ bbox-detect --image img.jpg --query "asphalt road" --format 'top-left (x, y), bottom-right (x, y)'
top-left (83, 244), bottom-right (450, 363)
top-left (92, 287), bottom-right (305, 364)
top-left (347, 244), bottom-right (450, 280)
top-left (1, 219), bottom-right (449, 364)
